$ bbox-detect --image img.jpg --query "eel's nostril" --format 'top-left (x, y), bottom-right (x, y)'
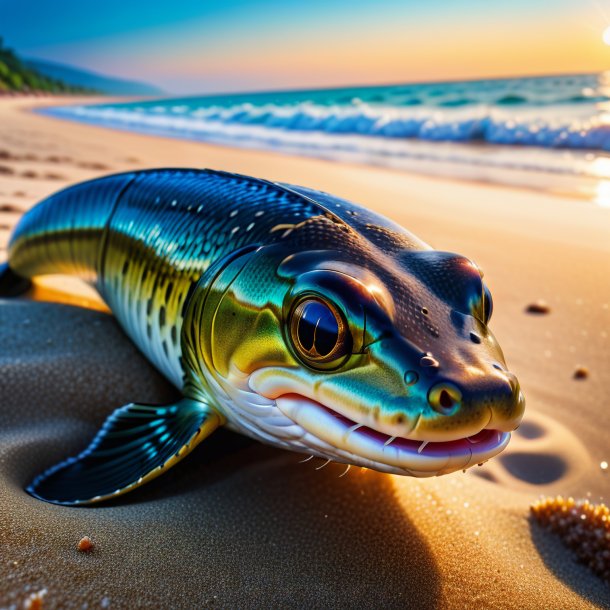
top-left (428, 382), bottom-right (462, 415)
top-left (506, 372), bottom-right (519, 393)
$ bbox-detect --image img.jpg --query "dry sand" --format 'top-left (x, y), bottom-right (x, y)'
top-left (0, 96), bottom-right (609, 609)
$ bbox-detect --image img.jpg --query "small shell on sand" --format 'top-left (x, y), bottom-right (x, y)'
top-left (530, 496), bottom-right (610, 584)
top-left (77, 536), bottom-right (94, 552)
top-left (573, 366), bottom-right (589, 380)
top-left (23, 589), bottom-right (47, 610)
top-left (525, 300), bottom-right (551, 314)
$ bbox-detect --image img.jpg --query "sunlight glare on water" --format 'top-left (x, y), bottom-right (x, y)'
top-left (591, 156), bottom-right (610, 179)
top-left (594, 179), bottom-right (610, 208)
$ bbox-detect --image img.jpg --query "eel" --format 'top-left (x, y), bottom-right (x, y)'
top-left (0, 169), bottom-right (525, 505)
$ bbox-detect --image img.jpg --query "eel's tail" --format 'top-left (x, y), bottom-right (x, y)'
top-left (2, 173), bottom-right (135, 294)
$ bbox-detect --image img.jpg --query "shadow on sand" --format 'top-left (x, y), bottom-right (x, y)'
top-left (528, 519), bottom-right (610, 607)
top-left (1, 300), bottom-right (442, 608)
top-left (95, 428), bottom-right (444, 608)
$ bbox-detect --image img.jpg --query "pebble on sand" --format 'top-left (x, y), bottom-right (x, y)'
top-left (530, 496), bottom-right (610, 584)
top-left (77, 536), bottom-right (94, 552)
top-left (525, 300), bottom-right (551, 314)
top-left (573, 366), bottom-right (589, 380)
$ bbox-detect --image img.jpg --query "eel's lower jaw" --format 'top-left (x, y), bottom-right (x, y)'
top-left (275, 393), bottom-right (510, 477)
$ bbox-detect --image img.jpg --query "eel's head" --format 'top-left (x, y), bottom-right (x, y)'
top-left (196, 245), bottom-right (525, 477)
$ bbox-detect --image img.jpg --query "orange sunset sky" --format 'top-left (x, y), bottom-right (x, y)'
top-left (2, 0), bottom-right (610, 93)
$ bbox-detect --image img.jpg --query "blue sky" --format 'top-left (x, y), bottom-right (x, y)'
top-left (0, 0), bottom-right (606, 94)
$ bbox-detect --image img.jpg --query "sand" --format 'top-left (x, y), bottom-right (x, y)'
top-left (0, 96), bottom-right (609, 609)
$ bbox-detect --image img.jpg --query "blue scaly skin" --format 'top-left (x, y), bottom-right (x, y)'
top-left (0, 169), bottom-right (525, 505)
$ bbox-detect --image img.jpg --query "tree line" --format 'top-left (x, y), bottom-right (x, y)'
top-left (0, 37), bottom-right (93, 94)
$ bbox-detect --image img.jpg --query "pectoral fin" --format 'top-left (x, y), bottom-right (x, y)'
top-left (27, 398), bottom-right (221, 505)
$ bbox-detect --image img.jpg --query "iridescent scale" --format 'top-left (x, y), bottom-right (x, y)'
top-left (9, 169), bottom-right (390, 386)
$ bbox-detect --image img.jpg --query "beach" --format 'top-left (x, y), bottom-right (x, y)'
top-left (0, 96), bottom-right (609, 608)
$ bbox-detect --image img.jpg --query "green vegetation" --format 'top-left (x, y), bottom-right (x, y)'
top-left (0, 37), bottom-right (92, 93)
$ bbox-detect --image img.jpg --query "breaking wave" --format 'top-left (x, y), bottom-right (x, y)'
top-left (40, 73), bottom-right (610, 185)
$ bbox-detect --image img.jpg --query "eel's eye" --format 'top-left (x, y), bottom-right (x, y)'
top-left (290, 297), bottom-right (351, 367)
top-left (482, 284), bottom-right (493, 324)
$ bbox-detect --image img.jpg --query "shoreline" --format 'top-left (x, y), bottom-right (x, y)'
top-left (1, 96), bottom-right (609, 608)
top-left (30, 97), bottom-right (610, 208)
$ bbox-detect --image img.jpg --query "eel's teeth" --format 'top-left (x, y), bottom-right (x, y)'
top-left (338, 464), bottom-right (351, 478)
top-left (342, 423), bottom-right (362, 443)
top-left (315, 458), bottom-right (332, 471)
top-left (299, 455), bottom-right (314, 463)
top-left (384, 436), bottom-right (396, 447)
top-left (417, 440), bottom-right (429, 454)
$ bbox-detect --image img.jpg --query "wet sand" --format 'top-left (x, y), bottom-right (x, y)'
top-left (0, 96), bottom-right (609, 609)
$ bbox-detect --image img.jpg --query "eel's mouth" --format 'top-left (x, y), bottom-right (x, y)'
top-left (275, 393), bottom-right (510, 476)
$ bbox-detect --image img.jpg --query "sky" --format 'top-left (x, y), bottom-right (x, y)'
top-left (1, 0), bottom-right (610, 95)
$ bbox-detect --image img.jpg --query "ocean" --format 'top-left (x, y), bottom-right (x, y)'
top-left (42, 73), bottom-right (610, 199)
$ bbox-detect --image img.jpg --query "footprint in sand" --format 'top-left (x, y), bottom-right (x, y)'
top-left (0, 204), bottom-right (24, 214)
top-left (45, 155), bottom-right (72, 163)
top-left (472, 410), bottom-right (591, 489)
top-left (77, 161), bottom-right (110, 170)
